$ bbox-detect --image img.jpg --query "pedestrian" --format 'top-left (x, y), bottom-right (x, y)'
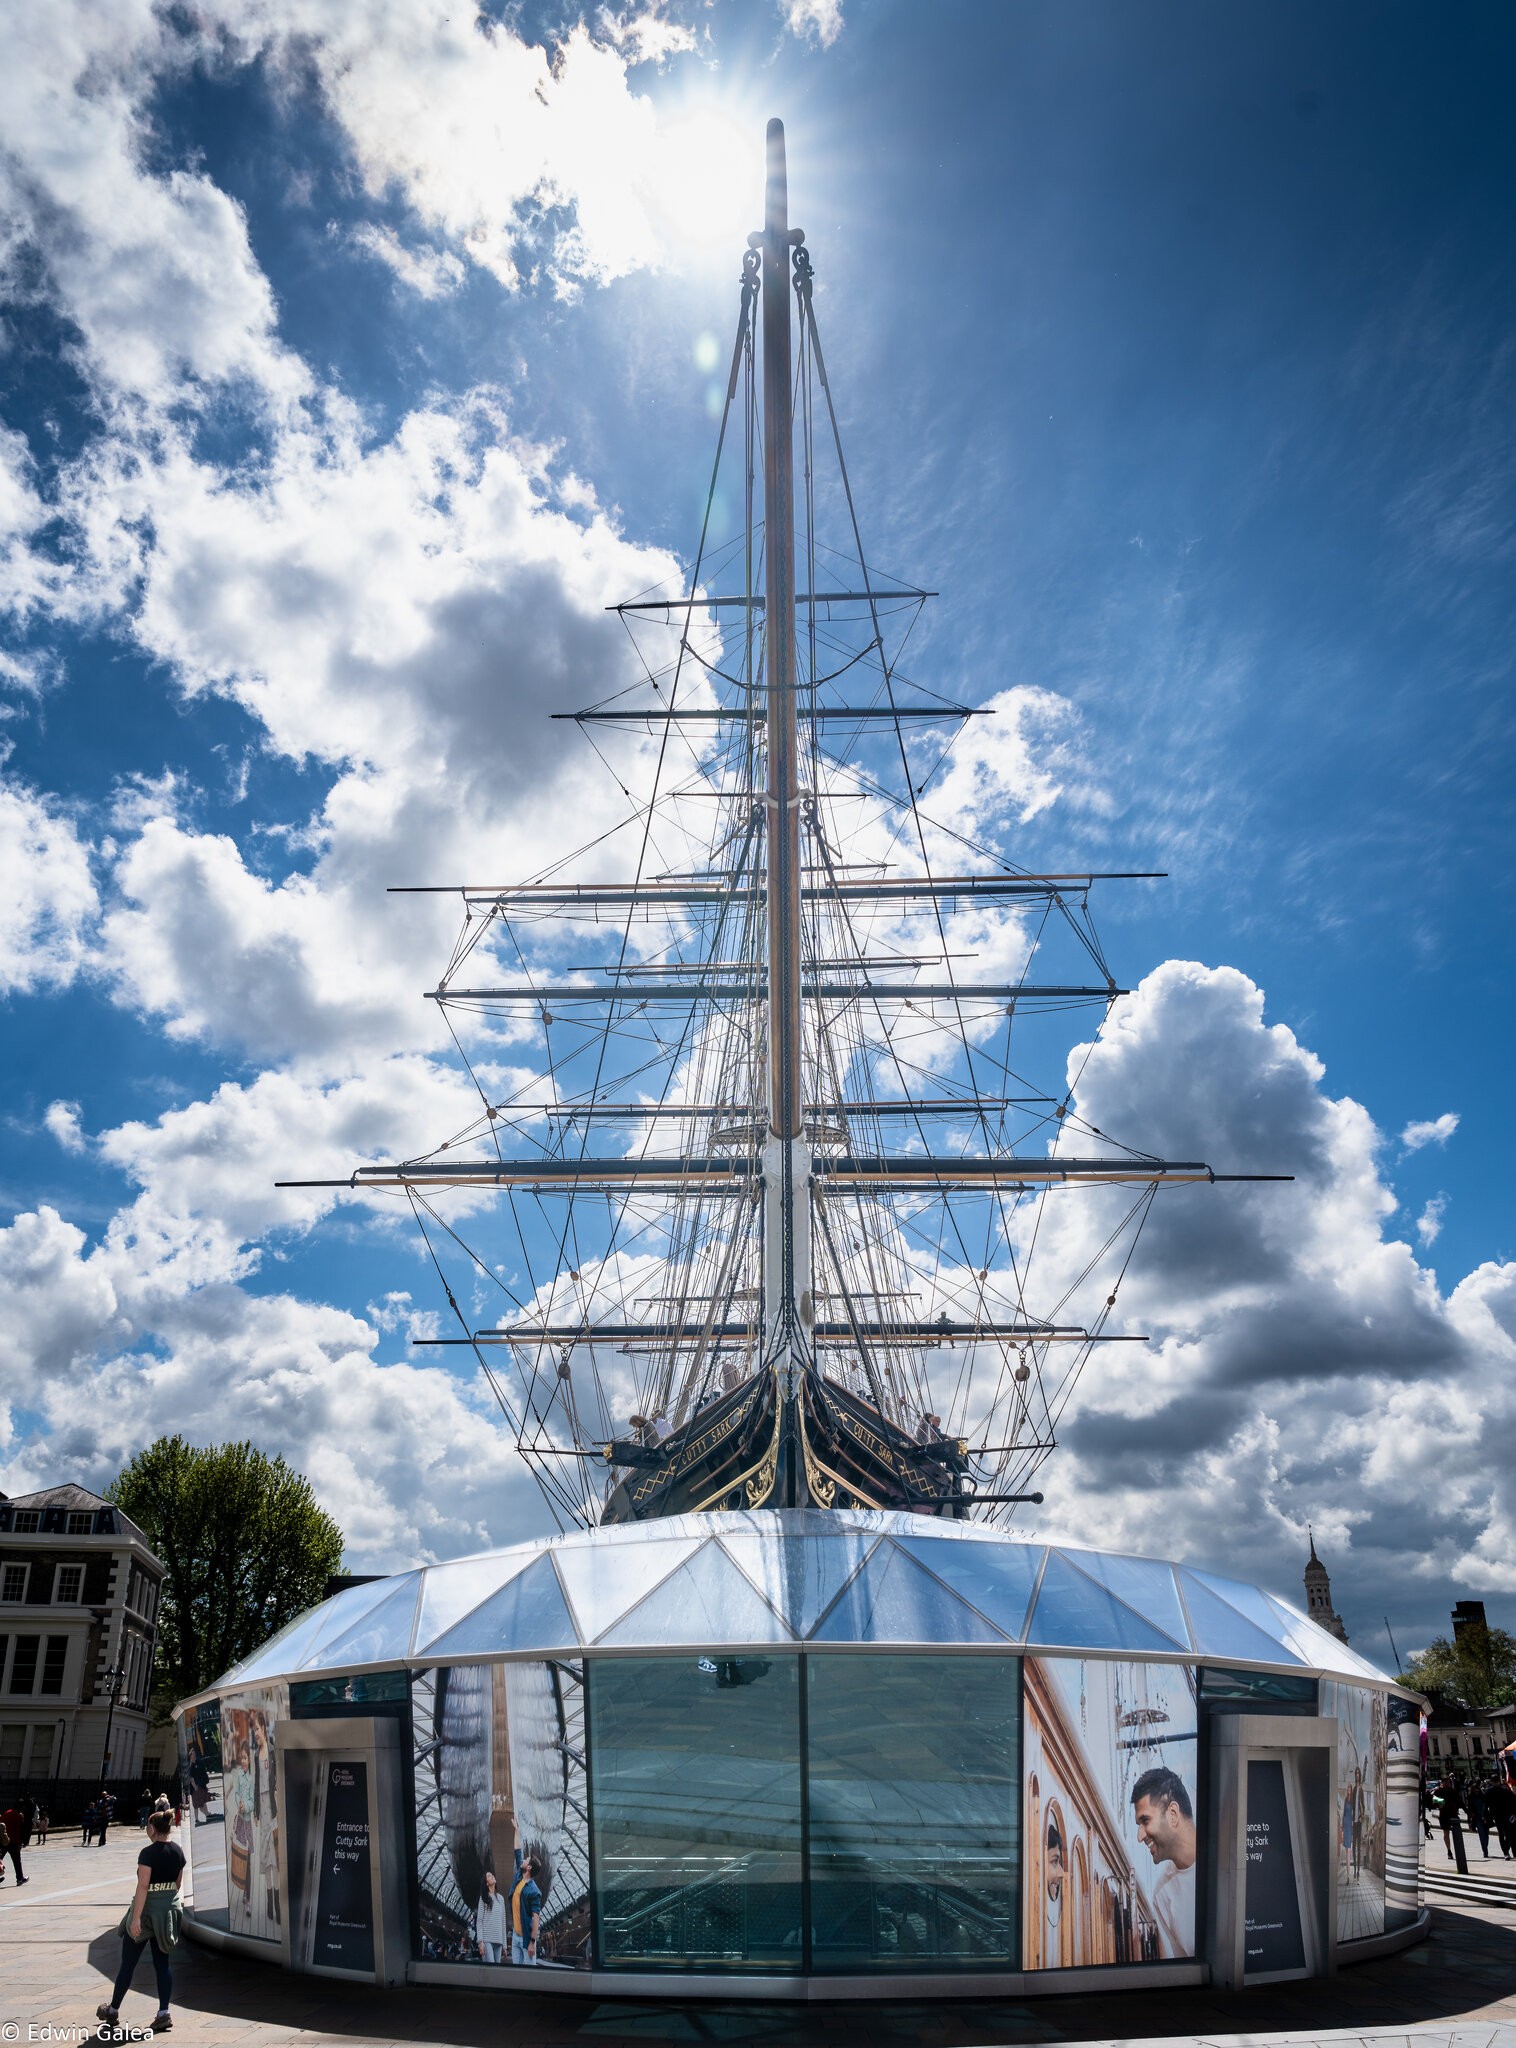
top-left (35, 1804), bottom-right (50, 1846)
top-left (1468, 1780), bottom-right (1492, 1859)
top-left (1492, 1776), bottom-right (1516, 1859)
top-left (138, 1790), bottom-right (153, 1828)
top-left (82, 1800), bottom-right (98, 1847)
top-left (508, 1850), bottom-right (542, 1966)
top-left (95, 1809), bottom-right (184, 2036)
top-left (0, 1812), bottom-right (8, 1886)
top-left (1, 1801), bottom-right (27, 1884)
top-left (98, 1788), bottom-right (114, 1846)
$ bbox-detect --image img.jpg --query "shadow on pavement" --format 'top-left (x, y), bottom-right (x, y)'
top-left (82, 1906), bottom-right (1516, 2047)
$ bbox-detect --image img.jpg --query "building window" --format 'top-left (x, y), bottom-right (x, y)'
top-left (1472, 1737), bottom-right (1483, 1755)
top-left (806, 1654), bottom-right (1020, 1968)
top-left (9, 1635), bottom-right (40, 1694)
top-left (67, 1512), bottom-right (96, 1535)
top-left (589, 1655), bottom-right (803, 1968)
top-left (2, 1564), bottom-right (29, 1602)
top-left (54, 1565), bottom-right (83, 1604)
top-left (40, 1638), bottom-right (67, 1697)
top-left (0, 1725), bottom-right (24, 1775)
top-left (1429, 1736), bottom-right (1440, 1755)
top-left (26, 1724), bottom-right (57, 1774)
top-left (12, 1510), bottom-right (41, 1533)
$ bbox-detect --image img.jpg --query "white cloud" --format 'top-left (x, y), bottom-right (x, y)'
top-left (781, 0), bottom-right (845, 48)
top-left (43, 1101), bottom-right (87, 1155)
top-left (0, 775), bottom-right (97, 993)
top-left (1416, 1192), bottom-right (1448, 1247)
top-left (1018, 962), bottom-right (1516, 1618)
top-left (350, 224), bottom-right (466, 301)
top-left (1402, 1111), bottom-right (1459, 1152)
top-left (0, 3), bottom-right (308, 416)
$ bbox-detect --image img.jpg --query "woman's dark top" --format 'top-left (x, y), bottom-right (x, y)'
top-left (139, 1840), bottom-right (186, 1885)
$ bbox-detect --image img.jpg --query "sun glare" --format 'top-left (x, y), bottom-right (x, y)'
top-left (651, 110), bottom-right (763, 254)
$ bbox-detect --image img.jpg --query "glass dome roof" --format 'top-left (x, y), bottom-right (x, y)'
top-left (192, 1509), bottom-right (1392, 1701)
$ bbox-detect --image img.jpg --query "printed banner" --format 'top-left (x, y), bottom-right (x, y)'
top-left (1023, 1657), bottom-right (1200, 1967)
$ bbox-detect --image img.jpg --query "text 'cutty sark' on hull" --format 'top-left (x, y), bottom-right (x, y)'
top-left (282, 122), bottom-right (1286, 1530)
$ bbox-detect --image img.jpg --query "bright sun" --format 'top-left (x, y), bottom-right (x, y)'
top-left (651, 110), bottom-right (764, 252)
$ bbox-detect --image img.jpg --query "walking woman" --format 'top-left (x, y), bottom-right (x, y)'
top-left (96, 1809), bottom-right (184, 2034)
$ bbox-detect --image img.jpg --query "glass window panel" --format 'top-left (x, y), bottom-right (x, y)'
top-left (600, 1542), bottom-right (791, 1646)
top-left (552, 1537), bottom-right (702, 1642)
top-left (1184, 1569), bottom-right (1298, 1647)
top-left (810, 1544), bottom-right (1006, 1644)
top-left (300, 1574), bottom-right (421, 1670)
top-left (1199, 1665), bottom-right (1318, 1708)
top-left (299, 1575), bottom-right (408, 1662)
top-left (414, 1552), bottom-right (535, 1654)
top-left (719, 1528), bottom-right (880, 1639)
top-left (895, 1536), bottom-right (1044, 1642)
top-left (1260, 1594), bottom-right (1388, 1681)
top-left (1027, 1552), bottom-right (1186, 1653)
top-left (216, 1602), bottom-right (334, 1686)
top-left (807, 1654), bottom-right (1019, 1968)
top-left (589, 1654), bottom-right (803, 1969)
top-left (425, 1554), bottom-right (576, 1658)
top-left (1054, 1549), bottom-right (1192, 1650)
top-left (1176, 1574), bottom-right (1302, 1666)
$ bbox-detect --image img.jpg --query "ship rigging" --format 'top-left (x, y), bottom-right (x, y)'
top-left (283, 122), bottom-right (1285, 1533)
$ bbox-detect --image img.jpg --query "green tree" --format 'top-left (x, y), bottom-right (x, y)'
top-left (1399, 1622), bottom-right (1516, 1710)
top-left (109, 1436), bottom-right (345, 1706)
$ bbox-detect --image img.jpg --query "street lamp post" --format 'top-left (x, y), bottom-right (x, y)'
top-left (100, 1662), bottom-right (126, 1783)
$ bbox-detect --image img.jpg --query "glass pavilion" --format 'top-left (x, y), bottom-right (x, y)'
top-left (174, 1510), bottom-right (1425, 1995)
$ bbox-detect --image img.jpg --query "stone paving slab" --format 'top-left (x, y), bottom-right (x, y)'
top-left (3, 1834), bottom-right (1515, 2048)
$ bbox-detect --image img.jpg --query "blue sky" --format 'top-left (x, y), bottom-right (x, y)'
top-left (2, 0), bottom-right (1512, 1663)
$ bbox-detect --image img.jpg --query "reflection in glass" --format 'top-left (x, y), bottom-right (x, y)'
top-left (806, 1655), bottom-right (1019, 1968)
top-left (589, 1655), bottom-right (803, 1968)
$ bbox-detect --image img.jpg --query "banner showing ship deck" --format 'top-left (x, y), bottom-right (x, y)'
top-left (412, 1661), bottom-right (589, 1967)
top-left (1324, 1680), bottom-right (1387, 1942)
top-left (1023, 1658), bottom-right (1200, 1968)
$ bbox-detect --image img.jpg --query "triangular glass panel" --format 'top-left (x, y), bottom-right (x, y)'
top-left (215, 1602), bottom-right (335, 1686)
top-left (1260, 1592), bottom-right (1388, 1680)
top-left (809, 1541), bottom-right (1007, 1644)
top-left (896, 1534), bottom-right (1044, 1642)
top-left (1178, 1571), bottom-right (1303, 1666)
top-left (1186, 1568), bottom-right (1300, 1647)
top-left (301, 1574), bottom-right (421, 1670)
top-left (719, 1527), bottom-right (879, 1639)
top-left (1027, 1550), bottom-right (1186, 1652)
top-left (413, 1550), bottom-right (537, 1655)
top-left (1055, 1547), bottom-right (1192, 1650)
top-left (300, 1573), bottom-right (411, 1663)
top-left (599, 1538), bottom-right (792, 1645)
top-left (552, 1535), bottom-right (702, 1642)
top-left (424, 1552), bottom-right (576, 1657)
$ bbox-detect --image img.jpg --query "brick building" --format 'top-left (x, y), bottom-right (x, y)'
top-left (0, 1483), bottom-right (165, 1783)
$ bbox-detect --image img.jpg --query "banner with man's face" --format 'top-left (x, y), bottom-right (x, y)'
top-left (1023, 1658), bottom-right (1200, 1968)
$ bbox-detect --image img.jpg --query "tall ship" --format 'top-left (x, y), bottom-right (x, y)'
top-left (290, 121), bottom-right (1273, 1533)
top-left (193, 123), bottom-right (1419, 2003)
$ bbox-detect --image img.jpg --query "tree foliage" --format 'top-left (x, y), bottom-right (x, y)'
top-left (1399, 1622), bottom-right (1516, 1710)
top-left (110, 1436), bottom-right (345, 1706)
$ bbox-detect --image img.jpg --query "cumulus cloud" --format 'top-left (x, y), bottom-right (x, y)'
top-left (349, 224), bottom-right (466, 301)
top-left (1023, 962), bottom-right (1515, 1618)
top-left (0, 775), bottom-right (97, 993)
top-left (1402, 1111), bottom-right (1459, 1152)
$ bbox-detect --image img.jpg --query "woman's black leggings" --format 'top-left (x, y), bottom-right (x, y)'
top-left (111, 1932), bottom-right (172, 2011)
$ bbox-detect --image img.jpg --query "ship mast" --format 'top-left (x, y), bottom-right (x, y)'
top-left (757, 120), bottom-right (810, 1487)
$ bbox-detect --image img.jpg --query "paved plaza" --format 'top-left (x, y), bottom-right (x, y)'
top-left (1, 1830), bottom-right (1513, 2048)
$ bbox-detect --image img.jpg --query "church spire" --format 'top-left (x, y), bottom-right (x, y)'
top-left (1303, 1529), bottom-right (1348, 1643)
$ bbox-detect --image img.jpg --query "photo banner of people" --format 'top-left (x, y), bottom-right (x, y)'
top-left (177, 1700), bottom-right (226, 1919)
top-left (1326, 1680), bottom-right (1386, 1943)
top-left (1023, 1658), bottom-right (1200, 1969)
top-left (411, 1660), bottom-right (590, 1968)
top-left (220, 1684), bottom-right (287, 1944)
